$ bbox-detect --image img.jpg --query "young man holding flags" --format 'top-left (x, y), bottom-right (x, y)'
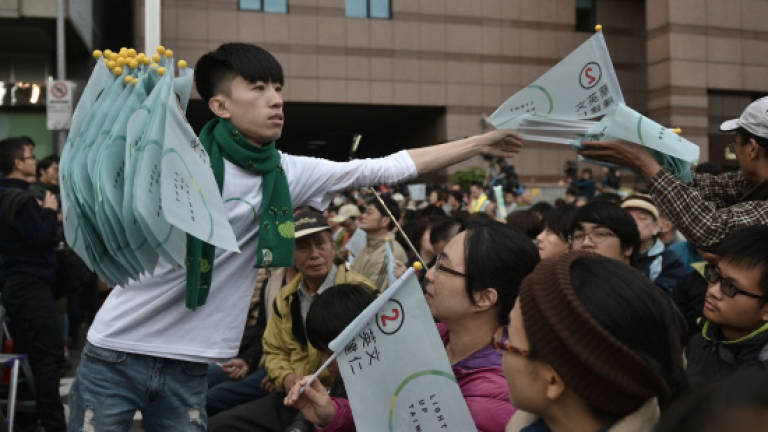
top-left (68, 43), bottom-right (522, 431)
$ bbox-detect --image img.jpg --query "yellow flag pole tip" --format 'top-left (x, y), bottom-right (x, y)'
top-left (103, 49), bottom-right (113, 56)
top-left (151, 53), bottom-right (162, 63)
top-left (124, 75), bottom-right (133, 83)
top-left (157, 67), bottom-right (167, 76)
top-left (412, 261), bottom-right (423, 271)
top-left (673, 128), bottom-right (682, 134)
top-left (177, 59), bottom-right (187, 69)
top-left (156, 45), bottom-right (166, 54)
top-left (113, 67), bottom-right (123, 76)
top-left (164, 49), bottom-right (174, 58)
top-left (92, 49), bottom-right (103, 59)
top-left (106, 60), bottom-right (116, 69)
top-left (129, 60), bottom-right (139, 69)
top-left (150, 62), bottom-right (159, 69)
top-left (131, 77), bottom-right (139, 86)
top-left (127, 48), bottom-right (137, 57)
top-left (595, 24), bottom-right (603, 32)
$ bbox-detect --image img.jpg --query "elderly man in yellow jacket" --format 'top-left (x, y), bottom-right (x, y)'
top-left (208, 209), bottom-right (375, 431)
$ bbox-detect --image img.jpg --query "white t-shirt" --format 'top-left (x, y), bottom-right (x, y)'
top-left (87, 151), bottom-right (417, 363)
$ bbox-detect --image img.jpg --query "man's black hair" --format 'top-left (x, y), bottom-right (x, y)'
top-left (0, 137), bottom-right (27, 176)
top-left (36, 154), bottom-right (59, 177)
top-left (448, 190), bottom-right (463, 204)
top-left (306, 283), bottom-right (377, 352)
top-left (541, 205), bottom-right (577, 240)
top-left (592, 192), bottom-right (622, 205)
top-left (568, 256), bottom-right (685, 415)
top-left (716, 225), bottom-right (768, 296)
top-left (529, 201), bottom-right (554, 216)
top-left (367, 195), bottom-right (400, 230)
top-left (17, 136), bottom-right (35, 148)
top-left (736, 127), bottom-right (768, 153)
top-left (464, 218), bottom-right (540, 325)
top-left (572, 201), bottom-right (641, 265)
top-left (194, 43), bottom-right (284, 104)
top-left (429, 216), bottom-right (465, 246)
top-left (506, 209), bottom-right (543, 239)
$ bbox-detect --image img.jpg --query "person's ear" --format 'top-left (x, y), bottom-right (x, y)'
top-left (208, 94), bottom-right (231, 119)
top-left (623, 245), bottom-right (634, 260)
top-left (746, 137), bottom-right (760, 160)
top-left (472, 288), bottom-right (498, 312)
top-left (379, 213), bottom-right (390, 230)
top-left (540, 364), bottom-right (567, 401)
top-left (760, 301), bottom-right (768, 323)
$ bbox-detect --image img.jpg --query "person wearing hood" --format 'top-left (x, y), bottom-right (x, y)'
top-left (621, 194), bottom-right (686, 294)
top-left (685, 225), bottom-right (768, 387)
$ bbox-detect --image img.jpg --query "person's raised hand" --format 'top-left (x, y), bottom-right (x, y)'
top-left (477, 129), bottom-right (524, 159)
top-left (283, 376), bottom-right (335, 427)
top-left (578, 139), bottom-right (662, 178)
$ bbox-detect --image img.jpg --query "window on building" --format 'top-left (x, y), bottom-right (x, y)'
top-left (346, 0), bottom-right (390, 19)
top-left (239, 0), bottom-right (288, 13)
top-left (575, 0), bottom-right (596, 32)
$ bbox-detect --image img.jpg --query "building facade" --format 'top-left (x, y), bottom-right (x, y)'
top-left (126, 0), bottom-right (765, 183)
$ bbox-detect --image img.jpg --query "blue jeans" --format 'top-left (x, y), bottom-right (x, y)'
top-left (68, 343), bottom-right (208, 431)
top-left (206, 365), bottom-right (267, 416)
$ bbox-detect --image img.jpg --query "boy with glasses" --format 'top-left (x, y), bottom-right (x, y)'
top-left (570, 201), bottom-right (640, 266)
top-left (685, 225), bottom-right (768, 386)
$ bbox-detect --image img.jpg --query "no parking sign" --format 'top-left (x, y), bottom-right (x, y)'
top-left (47, 80), bottom-right (75, 130)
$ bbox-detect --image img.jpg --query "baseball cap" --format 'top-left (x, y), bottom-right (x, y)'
top-left (720, 96), bottom-right (768, 139)
top-left (621, 194), bottom-right (659, 221)
top-left (294, 210), bottom-right (331, 239)
top-left (330, 203), bottom-right (360, 223)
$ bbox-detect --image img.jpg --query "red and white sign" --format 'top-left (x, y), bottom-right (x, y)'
top-left (47, 80), bottom-right (75, 130)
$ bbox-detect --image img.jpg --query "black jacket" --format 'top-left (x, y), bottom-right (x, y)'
top-left (0, 178), bottom-right (58, 284)
top-left (685, 319), bottom-right (768, 387)
top-left (636, 238), bottom-right (687, 295)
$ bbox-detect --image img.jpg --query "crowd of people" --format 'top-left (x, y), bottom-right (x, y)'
top-left (0, 41), bottom-right (767, 432)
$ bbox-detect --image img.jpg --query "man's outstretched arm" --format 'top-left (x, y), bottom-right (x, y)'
top-left (407, 129), bottom-right (523, 174)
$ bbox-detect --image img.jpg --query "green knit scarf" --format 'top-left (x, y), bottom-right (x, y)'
top-left (186, 118), bottom-right (294, 310)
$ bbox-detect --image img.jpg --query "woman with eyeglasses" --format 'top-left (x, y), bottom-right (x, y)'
top-left (569, 201), bottom-right (640, 265)
top-left (423, 218), bottom-right (540, 431)
top-left (502, 251), bottom-right (684, 432)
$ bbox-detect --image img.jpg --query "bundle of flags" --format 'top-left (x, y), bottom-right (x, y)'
top-left (59, 46), bottom-right (238, 287)
top-left (489, 27), bottom-right (700, 178)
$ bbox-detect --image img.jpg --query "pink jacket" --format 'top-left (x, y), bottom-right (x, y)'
top-left (319, 324), bottom-right (516, 432)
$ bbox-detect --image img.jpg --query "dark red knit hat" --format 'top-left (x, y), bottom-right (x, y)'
top-left (519, 250), bottom-right (669, 416)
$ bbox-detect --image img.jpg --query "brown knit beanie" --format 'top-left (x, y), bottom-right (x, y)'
top-left (519, 250), bottom-right (669, 416)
